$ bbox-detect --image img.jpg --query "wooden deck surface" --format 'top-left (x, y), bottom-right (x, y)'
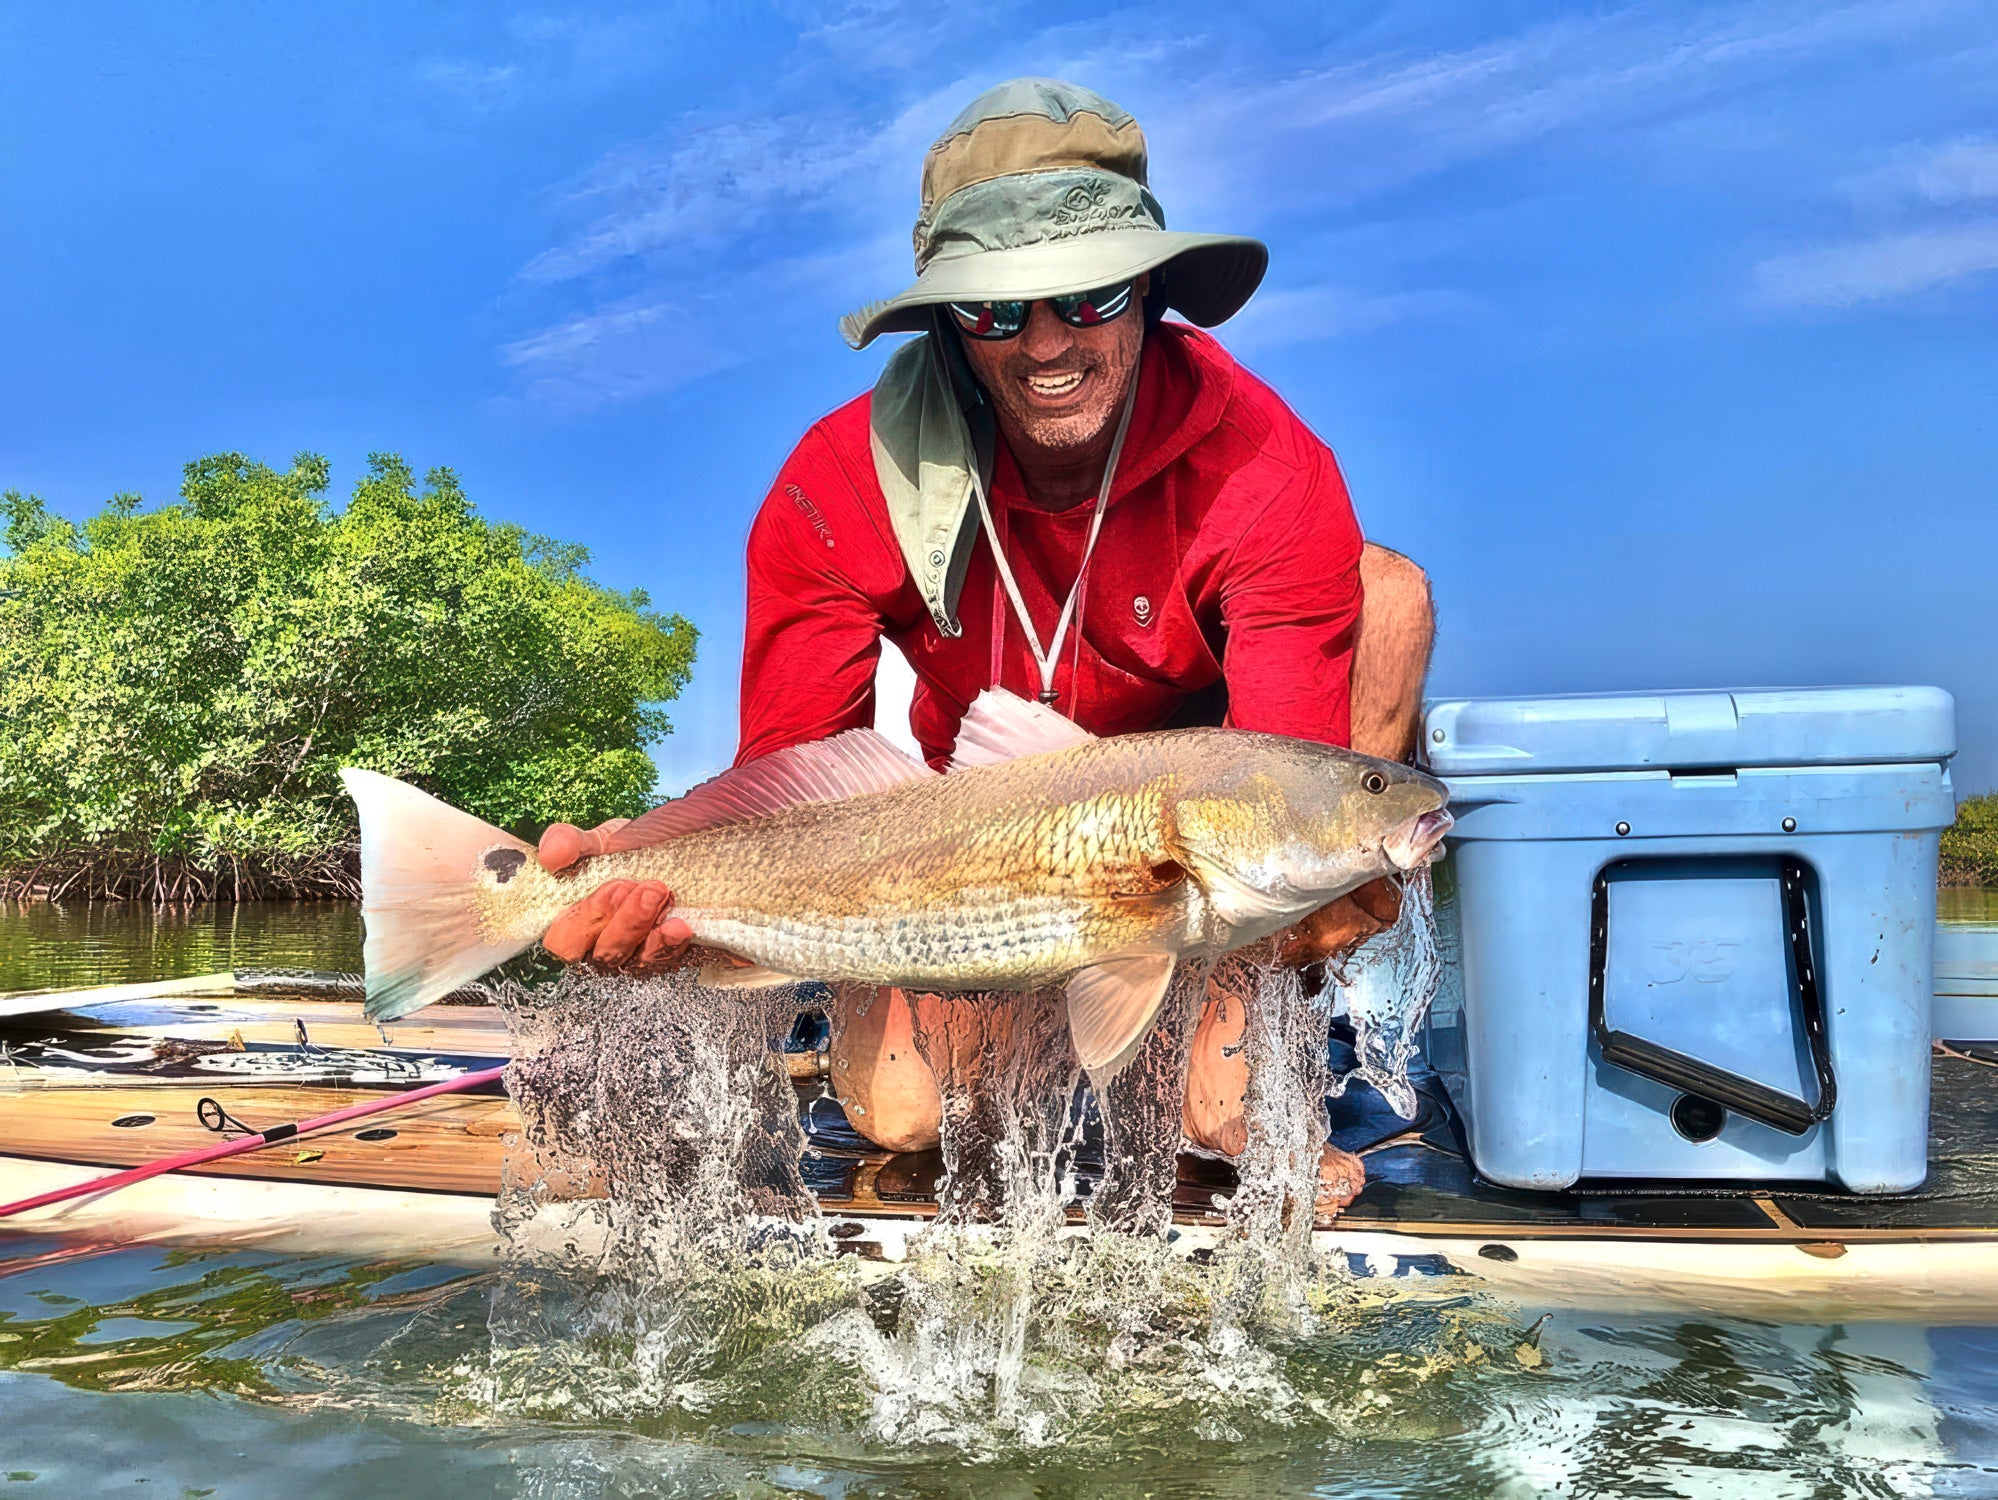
top-left (0, 1081), bottom-right (515, 1195)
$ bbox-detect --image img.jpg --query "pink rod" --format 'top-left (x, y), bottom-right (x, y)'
top-left (0, 1064), bottom-right (509, 1220)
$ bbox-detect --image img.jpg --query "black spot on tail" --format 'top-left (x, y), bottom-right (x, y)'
top-left (484, 848), bottom-right (527, 884)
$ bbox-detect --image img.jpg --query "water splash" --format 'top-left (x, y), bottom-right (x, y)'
top-left (1089, 960), bottom-right (1210, 1235)
top-left (1331, 866), bottom-right (1443, 1121)
top-left (464, 950), bottom-right (1488, 1454)
top-left (475, 968), bottom-right (852, 1423)
top-left (899, 986), bottom-right (1080, 1231)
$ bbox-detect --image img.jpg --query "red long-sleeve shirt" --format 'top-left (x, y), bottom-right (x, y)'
top-left (738, 323), bottom-right (1364, 768)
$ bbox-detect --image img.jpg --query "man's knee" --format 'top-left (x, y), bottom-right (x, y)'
top-left (1182, 989), bottom-right (1251, 1157)
top-left (829, 986), bottom-right (943, 1153)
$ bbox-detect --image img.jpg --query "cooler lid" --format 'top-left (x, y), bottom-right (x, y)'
top-left (1423, 686), bottom-right (1955, 776)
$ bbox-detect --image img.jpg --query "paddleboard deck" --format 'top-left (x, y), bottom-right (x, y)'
top-left (9, 984), bottom-right (1998, 1320)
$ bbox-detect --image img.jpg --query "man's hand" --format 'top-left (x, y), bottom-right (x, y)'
top-left (538, 820), bottom-right (694, 974)
top-left (1278, 875), bottom-right (1403, 970)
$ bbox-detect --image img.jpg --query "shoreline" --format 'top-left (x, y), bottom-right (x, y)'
top-left (0, 852), bottom-right (359, 905)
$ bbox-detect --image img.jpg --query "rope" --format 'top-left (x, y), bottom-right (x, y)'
top-left (968, 375), bottom-right (1139, 706)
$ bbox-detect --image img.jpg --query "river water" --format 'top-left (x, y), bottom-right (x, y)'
top-left (3, 894), bottom-right (1998, 1497)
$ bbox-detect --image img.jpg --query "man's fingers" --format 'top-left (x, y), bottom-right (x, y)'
top-left (538, 823), bottom-right (591, 874)
top-left (542, 880), bottom-right (634, 962)
top-left (633, 913), bottom-right (694, 974)
top-left (589, 880), bottom-right (671, 965)
top-left (537, 817), bottom-right (634, 874)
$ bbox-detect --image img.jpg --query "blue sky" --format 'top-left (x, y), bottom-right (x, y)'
top-left (3, 1), bottom-right (1994, 793)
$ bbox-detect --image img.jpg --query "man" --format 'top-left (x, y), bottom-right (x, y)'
top-left (535, 79), bottom-right (1434, 1210)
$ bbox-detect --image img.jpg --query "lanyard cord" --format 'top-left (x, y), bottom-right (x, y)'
top-left (969, 375), bottom-right (1139, 706)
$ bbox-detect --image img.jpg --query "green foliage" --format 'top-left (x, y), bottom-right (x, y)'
top-left (1943, 793), bottom-right (1998, 887)
top-left (0, 453), bottom-right (695, 899)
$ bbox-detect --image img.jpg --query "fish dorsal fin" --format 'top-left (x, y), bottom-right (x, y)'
top-left (949, 687), bottom-right (1096, 772)
top-left (604, 729), bottom-right (936, 852)
top-left (1066, 951), bottom-right (1177, 1081)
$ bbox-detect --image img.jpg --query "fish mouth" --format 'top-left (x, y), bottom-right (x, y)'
top-left (1384, 808), bottom-right (1455, 870)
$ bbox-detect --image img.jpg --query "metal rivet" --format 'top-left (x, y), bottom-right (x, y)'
top-left (1432, 728), bottom-right (1446, 744)
top-left (1782, 817), bottom-right (1797, 833)
top-left (1615, 821), bottom-right (1631, 837)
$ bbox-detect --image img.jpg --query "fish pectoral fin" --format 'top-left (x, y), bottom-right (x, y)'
top-left (698, 963), bottom-right (806, 991)
top-left (1066, 951), bottom-right (1177, 1080)
top-left (948, 687), bottom-right (1096, 771)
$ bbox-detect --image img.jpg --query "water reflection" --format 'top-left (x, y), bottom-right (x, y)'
top-left (1942, 888), bottom-right (1998, 929)
top-left (0, 1235), bottom-right (1983, 1497)
top-left (0, 900), bottom-right (362, 993)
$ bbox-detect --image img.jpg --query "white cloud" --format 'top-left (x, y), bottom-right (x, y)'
top-left (1134, 0), bottom-right (1954, 227)
top-left (1911, 138), bottom-right (1998, 203)
top-left (499, 294), bottom-right (745, 411)
top-left (420, 59), bottom-right (523, 111)
top-left (1756, 221), bottom-right (1998, 305)
top-left (1759, 133), bottom-right (1998, 309)
top-left (1225, 282), bottom-right (1481, 352)
top-left (1842, 134), bottom-right (1998, 207)
top-left (500, 0), bottom-right (1992, 402)
top-left (517, 113), bottom-right (907, 286)
top-left (418, 9), bottom-right (675, 115)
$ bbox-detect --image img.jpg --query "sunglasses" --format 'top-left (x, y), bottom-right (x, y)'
top-left (945, 281), bottom-right (1136, 341)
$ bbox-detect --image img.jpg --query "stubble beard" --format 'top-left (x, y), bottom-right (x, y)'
top-left (976, 324), bottom-right (1145, 463)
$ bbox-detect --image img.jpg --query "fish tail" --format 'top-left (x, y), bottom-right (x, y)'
top-left (341, 769), bottom-right (540, 1022)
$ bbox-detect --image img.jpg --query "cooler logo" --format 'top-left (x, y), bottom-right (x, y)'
top-left (1647, 939), bottom-right (1741, 985)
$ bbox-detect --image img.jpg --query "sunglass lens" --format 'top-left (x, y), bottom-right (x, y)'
top-left (1054, 283), bottom-right (1134, 328)
top-left (949, 300), bottom-right (1029, 339)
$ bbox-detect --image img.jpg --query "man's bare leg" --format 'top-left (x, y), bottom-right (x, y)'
top-left (1184, 542), bottom-right (1435, 1213)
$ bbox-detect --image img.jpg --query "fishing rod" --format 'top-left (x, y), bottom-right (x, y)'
top-left (0, 1064), bottom-right (508, 1220)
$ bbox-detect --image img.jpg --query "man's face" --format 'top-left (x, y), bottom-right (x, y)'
top-left (958, 274), bottom-right (1148, 457)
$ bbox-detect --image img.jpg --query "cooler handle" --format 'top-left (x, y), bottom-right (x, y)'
top-left (1589, 858), bottom-right (1836, 1139)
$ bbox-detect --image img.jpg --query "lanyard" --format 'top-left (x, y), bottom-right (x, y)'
top-left (969, 377), bottom-right (1138, 706)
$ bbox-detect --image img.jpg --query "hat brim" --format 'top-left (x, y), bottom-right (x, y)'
top-left (840, 229), bottom-right (1268, 350)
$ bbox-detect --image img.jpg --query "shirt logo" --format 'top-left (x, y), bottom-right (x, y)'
top-left (1133, 595), bottom-right (1153, 626)
top-left (786, 484), bottom-right (834, 549)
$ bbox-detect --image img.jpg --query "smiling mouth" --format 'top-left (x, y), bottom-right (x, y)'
top-left (1022, 369), bottom-right (1088, 401)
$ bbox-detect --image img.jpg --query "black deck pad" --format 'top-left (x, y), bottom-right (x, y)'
top-left (1769, 1054), bottom-right (1998, 1230)
top-left (797, 1050), bottom-right (1998, 1238)
top-left (1339, 1052), bottom-right (1998, 1237)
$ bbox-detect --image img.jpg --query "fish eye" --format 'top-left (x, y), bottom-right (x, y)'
top-left (1363, 772), bottom-right (1387, 794)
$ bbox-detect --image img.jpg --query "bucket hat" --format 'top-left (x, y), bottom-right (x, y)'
top-left (840, 78), bottom-right (1267, 349)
